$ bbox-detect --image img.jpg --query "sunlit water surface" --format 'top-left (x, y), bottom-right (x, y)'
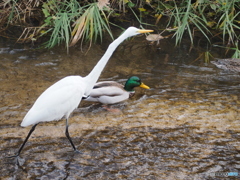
top-left (0, 34), bottom-right (239, 180)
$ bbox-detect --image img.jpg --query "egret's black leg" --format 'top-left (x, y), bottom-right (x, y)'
top-left (65, 118), bottom-right (76, 151)
top-left (7, 123), bottom-right (38, 158)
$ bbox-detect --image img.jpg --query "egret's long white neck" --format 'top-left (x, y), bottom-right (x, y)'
top-left (84, 31), bottom-right (129, 96)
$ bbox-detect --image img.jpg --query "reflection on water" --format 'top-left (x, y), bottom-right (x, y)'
top-left (0, 34), bottom-right (239, 179)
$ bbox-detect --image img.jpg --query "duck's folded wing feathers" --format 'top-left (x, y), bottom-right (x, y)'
top-left (89, 81), bottom-right (125, 97)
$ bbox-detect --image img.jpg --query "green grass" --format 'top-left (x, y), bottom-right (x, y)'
top-left (70, 3), bottom-right (113, 50)
top-left (41, 1), bottom-right (113, 52)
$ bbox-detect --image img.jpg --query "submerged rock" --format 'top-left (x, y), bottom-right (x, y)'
top-left (211, 58), bottom-right (240, 73)
top-left (146, 34), bottom-right (165, 42)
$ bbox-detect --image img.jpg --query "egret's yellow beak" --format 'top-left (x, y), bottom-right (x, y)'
top-left (140, 82), bottom-right (150, 89)
top-left (137, 29), bottom-right (154, 33)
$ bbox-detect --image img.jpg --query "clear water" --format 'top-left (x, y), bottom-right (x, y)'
top-left (0, 33), bottom-right (239, 179)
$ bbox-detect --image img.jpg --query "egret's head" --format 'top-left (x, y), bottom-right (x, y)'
top-left (124, 27), bottom-right (154, 37)
top-left (124, 76), bottom-right (150, 92)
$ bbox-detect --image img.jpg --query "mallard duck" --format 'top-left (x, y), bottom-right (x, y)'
top-left (84, 76), bottom-right (150, 105)
top-left (211, 58), bottom-right (240, 73)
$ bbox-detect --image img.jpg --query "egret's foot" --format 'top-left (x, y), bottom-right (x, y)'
top-left (74, 149), bottom-right (83, 154)
top-left (6, 154), bottom-right (22, 165)
top-left (15, 156), bottom-right (20, 166)
top-left (66, 149), bottom-right (82, 155)
top-left (6, 154), bottom-right (19, 159)
top-left (6, 152), bottom-right (20, 160)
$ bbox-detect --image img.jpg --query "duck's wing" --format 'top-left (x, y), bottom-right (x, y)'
top-left (89, 81), bottom-right (125, 97)
top-left (84, 81), bottom-right (130, 104)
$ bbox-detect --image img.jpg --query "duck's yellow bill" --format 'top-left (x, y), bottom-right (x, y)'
top-left (137, 29), bottom-right (154, 33)
top-left (140, 82), bottom-right (150, 89)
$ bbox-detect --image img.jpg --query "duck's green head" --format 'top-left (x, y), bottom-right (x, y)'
top-left (124, 76), bottom-right (150, 92)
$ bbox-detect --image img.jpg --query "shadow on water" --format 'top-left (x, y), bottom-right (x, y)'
top-left (0, 31), bottom-right (239, 179)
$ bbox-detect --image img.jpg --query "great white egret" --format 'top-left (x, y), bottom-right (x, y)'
top-left (84, 76), bottom-right (150, 104)
top-left (8, 27), bottom-right (153, 159)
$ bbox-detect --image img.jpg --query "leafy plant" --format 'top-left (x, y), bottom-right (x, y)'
top-left (215, 0), bottom-right (240, 44)
top-left (40, 0), bottom-right (77, 51)
top-left (152, 0), bottom-right (240, 58)
top-left (70, 3), bottom-right (113, 49)
top-left (41, 0), bottom-right (113, 52)
top-left (163, 0), bottom-right (212, 45)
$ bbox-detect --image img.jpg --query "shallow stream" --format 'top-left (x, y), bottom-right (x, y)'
top-left (0, 31), bottom-right (239, 179)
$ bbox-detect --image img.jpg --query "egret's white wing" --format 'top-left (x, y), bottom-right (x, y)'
top-left (21, 76), bottom-right (86, 127)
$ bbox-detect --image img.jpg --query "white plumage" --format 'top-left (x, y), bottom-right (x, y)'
top-left (21, 76), bottom-right (86, 126)
top-left (8, 27), bottom-right (153, 159)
